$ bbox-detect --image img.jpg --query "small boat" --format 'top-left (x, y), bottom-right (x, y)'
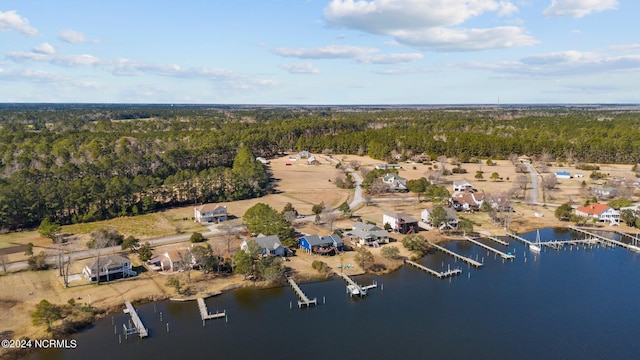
top-left (529, 230), bottom-right (542, 253)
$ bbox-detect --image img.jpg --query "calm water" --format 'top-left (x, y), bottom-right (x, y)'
top-left (31, 228), bottom-right (640, 360)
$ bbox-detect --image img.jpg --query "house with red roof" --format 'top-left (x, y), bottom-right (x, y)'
top-left (575, 203), bottom-right (620, 224)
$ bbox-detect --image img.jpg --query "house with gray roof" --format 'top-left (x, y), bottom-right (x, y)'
top-left (382, 173), bottom-right (408, 191)
top-left (242, 234), bottom-right (287, 257)
top-left (345, 222), bottom-right (390, 246)
top-left (82, 254), bottom-right (136, 282)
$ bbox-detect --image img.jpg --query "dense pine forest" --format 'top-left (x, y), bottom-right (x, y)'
top-left (1, 104), bottom-right (639, 231)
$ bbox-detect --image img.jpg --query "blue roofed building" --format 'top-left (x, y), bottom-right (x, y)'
top-left (298, 234), bottom-right (344, 255)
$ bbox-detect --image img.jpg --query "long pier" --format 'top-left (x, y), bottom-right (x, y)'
top-left (465, 237), bottom-right (515, 260)
top-left (429, 243), bottom-right (483, 267)
top-left (197, 298), bottom-right (226, 321)
top-left (337, 272), bottom-right (376, 297)
top-left (540, 238), bottom-right (599, 250)
top-left (286, 277), bottom-right (317, 308)
top-left (482, 235), bottom-right (509, 246)
top-left (506, 232), bottom-right (533, 246)
top-left (570, 227), bottom-right (640, 252)
top-left (123, 301), bottom-right (148, 338)
top-left (404, 260), bottom-right (462, 279)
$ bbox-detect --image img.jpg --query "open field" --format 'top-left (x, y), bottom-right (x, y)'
top-left (1, 153), bottom-right (639, 350)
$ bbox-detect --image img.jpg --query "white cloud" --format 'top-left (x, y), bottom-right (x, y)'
top-left (33, 43), bottom-right (55, 55)
top-left (274, 45), bottom-right (378, 59)
top-left (7, 51), bottom-right (100, 67)
top-left (323, 0), bottom-right (531, 51)
top-left (279, 62), bottom-right (320, 74)
top-left (392, 26), bottom-right (538, 51)
top-left (357, 53), bottom-right (423, 64)
top-left (0, 69), bottom-right (68, 83)
top-left (543, 0), bottom-right (619, 18)
top-left (58, 29), bottom-right (98, 43)
top-left (274, 45), bottom-right (423, 65)
top-left (465, 49), bottom-right (640, 77)
top-left (0, 10), bottom-right (38, 36)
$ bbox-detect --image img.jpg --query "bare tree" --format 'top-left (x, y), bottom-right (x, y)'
top-left (541, 174), bottom-right (557, 190)
top-left (363, 193), bottom-right (372, 206)
top-left (90, 229), bottom-right (112, 285)
top-left (0, 255), bottom-right (8, 274)
top-left (321, 210), bottom-right (338, 232)
top-left (177, 250), bottom-right (193, 284)
top-left (508, 154), bottom-right (520, 165)
top-left (437, 155), bottom-right (448, 173)
top-left (349, 160), bottom-right (361, 170)
top-left (219, 220), bottom-right (240, 254)
top-left (516, 175), bottom-right (529, 200)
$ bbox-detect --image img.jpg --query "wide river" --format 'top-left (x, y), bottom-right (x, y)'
top-left (31, 228), bottom-right (640, 360)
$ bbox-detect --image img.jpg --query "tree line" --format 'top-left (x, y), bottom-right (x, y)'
top-left (2, 104), bottom-right (640, 231)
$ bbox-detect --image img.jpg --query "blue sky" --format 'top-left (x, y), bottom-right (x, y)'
top-left (1, 0), bottom-right (638, 104)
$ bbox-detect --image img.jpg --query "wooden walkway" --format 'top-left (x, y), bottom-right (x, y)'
top-left (506, 232), bottom-right (533, 246)
top-left (481, 234), bottom-right (509, 246)
top-left (465, 237), bottom-right (515, 260)
top-left (197, 298), bottom-right (226, 321)
top-left (570, 227), bottom-right (640, 252)
top-left (123, 301), bottom-right (148, 338)
top-left (429, 243), bottom-right (483, 267)
top-left (404, 260), bottom-right (462, 279)
top-left (540, 238), bottom-right (599, 250)
top-left (286, 277), bottom-right (317, 308)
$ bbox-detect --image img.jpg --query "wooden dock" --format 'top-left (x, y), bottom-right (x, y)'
top-left (506, 232), bottom-right (533, 246)
top-left (286, 277), bottom-right (317, 308)
top-left (465, 237), bottom-right (515, 260)
top-left (123, 301), bottom-right (148, 338)
top-left (570, 227), bottom-right (640, 252)
top-left (197, 298), bottom-right (226, 321)
top-left (429, 243), bottom-right (483, 267)
top-left (404, 260), bottom-right (462, 279)
top-left (540, 238), bottom-right (599, 250)
top-left (337, 272), bottom-right (376, 297)
top-left (481, 234), bottom-right (509, 246)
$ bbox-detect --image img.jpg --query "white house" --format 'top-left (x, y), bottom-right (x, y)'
top-left (194, 203), bottom-right (227, 223)
top-left (575, 203), bottom-right (620, 224)
top-left (382, 173), bottom-right (408, 191)
top-left (241, 235), bottom-right (286, 257)
top-left (453, 180), bottom-right (473, 192)
top-left (421, 208), bottom-right (459, 230)
top-left (148, 249), bottom-right (197, 272)
top-left (83, 254), bottom-right (136, 282)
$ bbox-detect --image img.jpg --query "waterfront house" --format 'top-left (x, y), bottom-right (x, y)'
top-left (148, 249), bottom-right (196, 272)
top-left (575, 203), bottom-right (620, 224)
top-left (450, 191), bottom-right (486, 212)
top-left (298, 234), bottom-right (344, 255)
top-left (242, 234), bottom-right (286, 257)
top-left (383, 212), bottom-right (419, 234)
top-left (555, 171), bottom-right (571, 179)
top-left (82, 254), bottom-right (136, 282)
top-left (421, 208), bottom-right (459, 230)
top-left (194, 203), bottom-right (228, 223)
top-left (453, 180), bottom-right (473, 193)
top-left (382, 173), bottom-right (408, 191)
top-left (345, 222), bottom-right (390, 246)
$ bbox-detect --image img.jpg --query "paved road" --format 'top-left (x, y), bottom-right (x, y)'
top-left (525, 163), bottom-right (541, 205)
